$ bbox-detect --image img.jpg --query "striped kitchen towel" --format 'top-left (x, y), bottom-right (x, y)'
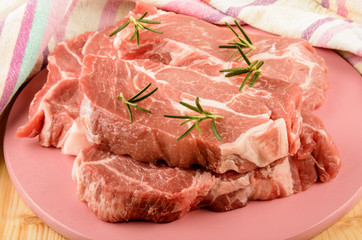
top-left (0, 0), bottom-right (361, 114)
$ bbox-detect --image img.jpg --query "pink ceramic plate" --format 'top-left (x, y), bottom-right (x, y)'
top-left (4, 32), bottom-right (362, 240)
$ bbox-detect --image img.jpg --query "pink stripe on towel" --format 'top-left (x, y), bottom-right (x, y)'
top-left (0, 0), bottom-right (37, 110)
top-left (98, 0), bottom-right (122, 31)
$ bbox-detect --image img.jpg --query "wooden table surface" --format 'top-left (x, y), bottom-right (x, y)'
top-left (0, 111), bottom-right (361, 240)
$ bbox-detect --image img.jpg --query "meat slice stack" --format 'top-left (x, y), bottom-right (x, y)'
top-left (16, 2), bottom-right (340, 222)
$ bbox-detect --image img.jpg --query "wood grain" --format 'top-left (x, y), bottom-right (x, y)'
top-left (0, 158), bottom-right (66, 240)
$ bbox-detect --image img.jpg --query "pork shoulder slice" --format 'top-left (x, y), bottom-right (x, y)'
top-left (79, 54), bottom-right (303, 174)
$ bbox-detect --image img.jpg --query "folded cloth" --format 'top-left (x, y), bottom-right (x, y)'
top-left (0, 0), bottom-right (361, 114)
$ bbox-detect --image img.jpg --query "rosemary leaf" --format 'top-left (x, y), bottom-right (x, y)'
top-left (164, 115), bottom-right (191, 119)
top-left (234, 20), bottom-right (252, 44)
top-left (239, 71), bottom-right (253, 91)
top-left (249, 60), bottom-right (258, 68)
top-left (109, 20), bottom-right (131, 37)
top-left (211, 119), bottom-right (222, 141)
top-left (249, 71), bottom-right (261, 87)
top-left (219, 45), bottom-right (238, 49)
top-left (118, 83), bottom-right (158, 123)
top-left (220, 22), bottom-right (264, 91)
top-left (134, 105), bottom-right (152, 113)
top-left (109, 11), bottom-right (162, 45)
top-left (138, 11), bottom-right (148, 21)
top-left (132, 87), bottom-right (158, 102)
top-left (256, 60), bottom-right (264, 69)
top-left (141, 25), bottom-right (163, 34)
top-left (135, 25), bottom-right (140, 45)
top-left (164, 97), bottom-right (224, 141)
top-left (177, 124), bottom-right (196, 141)
top-left (237, 46), bottom-right (251, 65)
top-left (226, 50), bottom-right (238, 61)
top-left (195, 120), bottom-right (202, 134)
top-left (126, 104), bottom-right (133, 123)
top-left (129, 83), bottom-right (152, 101)
top-left (180, 119), bottom-right (194, 125)
top-left (179, 101), bottom-right (202, 114)
top-left (129, 25), bottom-right (137, 41)
top-left (195, 97), bottom-right (204, 113)
top-left (225, 69), bottom-right (250, 77)
top-left (138, 19), bottom-right (161, 24)
top-left (225, 22), bottom-right (239, 39)
top-left (220, 67), bottom-right (250, 73)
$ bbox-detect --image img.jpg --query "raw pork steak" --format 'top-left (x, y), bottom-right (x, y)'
top-left (16, 2), bottom-right (340, 223)
top-left (110, 4), bottom-right (328, 111)
top-left (79, 54), bottom-right (302, 174)
top-left (16, 32), bottom-right (92, 154)
top-left (74, 108), bottom-right (340, 223)
top-left (73, 146), bottom-right (292, 222)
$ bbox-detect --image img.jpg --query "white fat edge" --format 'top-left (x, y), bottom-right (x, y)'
top-left (79, 92), bottom-right (141, 147)
top-left (163, 39), bottom-right (237, 86)
top-left (211, 173), bottom-right (250, 197)
top-left (85, 156), bottom-right (118, 166)
top-left (200, 68), bottom-right (235, 85)
top-left (188, 19), bottom-right (216, 45)
top-left (49, 99), bottom-right (77, 114)
top-left (269, 42), bottom-right (277, 52)
top-left (290, 111), bottom-right (303, 145)
top-left (123, 59), bottom-right (134, 86)
top-left (62, 41), bottom-right (83, 66)
top-left (113, 25), bottom-right (135, 49)
top-left (81, 32), bottom-right (97, 56)
top-left (289, 45), bottom-right (318, 90)
top-left (184, 170), bottom-right (216, 197)
top-left (165, 38), bottom-right (224, 64)
top-left (228, 186), bottom-right (252, 206)
top-left (250, 43), bottom-right (318, 90)
top-left (49, 54), bottom-right (76, 79)
top-left (270, 157), bottom-right (294, 196)
top-left (178, 96), bottom-right (272, 120)
top-left (165, 62), bottom-right (236, 86)
top-left (250, 41), bottom-right (301, 60)
top-left (302, 123), bottom-right (340, 165)
top-left (79, 95), bottom-right (102, 145)
top-left (219, 118), bottom-right (289, 170)
top-left (38, 101), bottom-right (52, 147)
top-left (167, 42), bottom-right (200, 66)
top-left (72, 151), bottom-right (84, 182)
top-left (61, 118), bottom-right (91, 156)
top-left (36, 79), bottom-right (73, 146)
top-left (132, 61), bottom-right (157, 80)
top-left (100, 161), bottom-right (176, 195)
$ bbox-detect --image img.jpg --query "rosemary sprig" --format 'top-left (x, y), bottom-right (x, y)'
top-left (220, 51), bottom-right (264, 91)
top-left (219, 21), bottom-right (255, 61)
top-left (109, 11), bottom-right (163, 45)
top-left (164, 97), bottom-right (224, 141)
top-left (219, 20), bottom-right (264, 91)
top-left (118, 83), bottom-right (158, 123)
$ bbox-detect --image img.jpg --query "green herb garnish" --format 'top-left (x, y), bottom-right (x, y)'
top-left (109, 11), bottom-right (163, 45)
top-left (164, 97), bottom-right (224, 141)
top-left (219, 21), bottom-right (255, 61)
top-left (118, 83), bottom-right (158, 123)
top-left (220, 52), bottom-right (264, 91)
top-left (219, 20), bottom-right (264, 91)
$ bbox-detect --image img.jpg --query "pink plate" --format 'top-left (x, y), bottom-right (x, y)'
top-left (4, 31), bottom-right (362, 240)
